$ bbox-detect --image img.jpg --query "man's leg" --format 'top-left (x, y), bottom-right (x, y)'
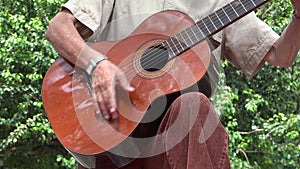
top-left (143, 92), bottom-right (231, 169)
top-left (77, 92), bottom-right (230, 169)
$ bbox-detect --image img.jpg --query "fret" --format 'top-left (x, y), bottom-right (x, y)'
top-left (239, 0), bottom-right (248, 12)
top-left (251, 0), bottom-right (267, 7)
top-left (211, 12), bottom-right (224, 27)
top-left (250, 0), bottom-right (256, 6)
top-left (231, 0), bottom-right (247, 15)
top-left (189, 28), bottom-right (200, 42)
top-left (244, 0), bottom-right (267, 11)
top-left (229, 3), bottom-right (240, 17)
top-left (174, 33), bottom-right (185, 51)
top-left (208, 15), bottom-right (218, 30)
top-left (163, 40), bottom-right (176, 57)
top-left (184, 29), bottom-right (196, 46)
top-left (216, 8), bottom-right (230, 26)
top-left (196, 21), bottom-right (210, 37)
top-left (242, 0), bottom-right (256, 9)
top-left (177, 30), bottom-right (189, 48)
top-left (169, 37), bottom-right (180, 54)
top-left (202, 17), bottom-right (213, 34)
top-left (223, 2), bottom-right (241, 22)
top-left (221, 7), bottom-right (232, 22)
top-left (177, 32), bottom-right (189, 50)
top-left (193, 24), bottom-right (205, 39)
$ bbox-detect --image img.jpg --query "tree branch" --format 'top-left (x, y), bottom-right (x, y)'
top-left (239, 129), bottom-right (265, 135)
top-left (238, 149), bottom-right (250, 165)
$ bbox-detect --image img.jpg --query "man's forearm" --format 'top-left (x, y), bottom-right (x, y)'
top-left (46, 9), bottom-right (96, 70)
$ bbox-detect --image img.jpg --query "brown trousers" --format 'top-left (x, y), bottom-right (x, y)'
top-left (78, 92), bottom-right (231, 169)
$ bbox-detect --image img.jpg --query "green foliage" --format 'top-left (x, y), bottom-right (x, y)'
top-left (213, 0), bottom-right (300, 168)
top-left (0, 0), bottom-right (299, 168)
top-left (0, 0), bottom-right (75, 168)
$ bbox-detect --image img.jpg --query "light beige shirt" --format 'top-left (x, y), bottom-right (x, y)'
top-left (63, 0), bottom-right (279, 77)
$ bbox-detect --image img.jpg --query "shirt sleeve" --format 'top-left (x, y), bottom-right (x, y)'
top-left (212, 12), bottom-right (279, 77)
top-left (62, 0), bottom-right (115, 33)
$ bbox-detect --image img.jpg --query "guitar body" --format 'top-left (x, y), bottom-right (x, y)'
top-left (42, 10), bottom-right (210, 155)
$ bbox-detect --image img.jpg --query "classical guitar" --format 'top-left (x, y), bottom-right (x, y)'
top-left (42, 0), bottom-right (269, 156)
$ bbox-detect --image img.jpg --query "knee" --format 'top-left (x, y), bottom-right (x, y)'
top-left (172, 92), bottom-right (218, 123)
top-left (167, 92), bottom-right (213, 122)
top-left (174, 92), bottom-right (211, 107)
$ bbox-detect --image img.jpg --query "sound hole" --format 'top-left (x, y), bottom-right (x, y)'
top-left (140, 45), bottom-right (169, 72)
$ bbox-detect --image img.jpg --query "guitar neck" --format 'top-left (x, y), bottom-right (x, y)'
top-left (162, 0), bottom-right (269, 59)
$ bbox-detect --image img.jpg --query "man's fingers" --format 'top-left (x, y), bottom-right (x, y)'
top-left (100, 84), bottom-right (118, 119)
top-left (91, 62), bottom-right (134, 121)
top-left (92, 77), bottom-right (112, 120)
top-left (95, 91), bottom-right (110, 120)
top-left (116, 70), bottom-right (135, 92)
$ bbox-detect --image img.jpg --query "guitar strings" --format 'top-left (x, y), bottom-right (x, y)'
top-left (135, 0), bottom-right (259, 74)
top-left (119, 0), bottom-right (261, 80)
top-left (121, 0), bottom-right (258, 77)
top-left (121, 0), bottom-right (261, 79)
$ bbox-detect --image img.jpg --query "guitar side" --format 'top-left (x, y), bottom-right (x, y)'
top-left (42, 10), bottom-right (210, 155)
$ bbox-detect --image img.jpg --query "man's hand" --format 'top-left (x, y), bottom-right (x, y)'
top-left (291, 0), bottom-right (300, 17)
top-left (91, 60), bottom-right (134, 120)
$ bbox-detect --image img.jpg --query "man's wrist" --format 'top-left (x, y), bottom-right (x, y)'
top-left (85, 55), bottom-right (108, 75)
top-left (293, 10), bottom-right (300, 20)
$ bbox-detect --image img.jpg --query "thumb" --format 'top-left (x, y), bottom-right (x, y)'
top-left (115, 69), bottom-right (135, 92)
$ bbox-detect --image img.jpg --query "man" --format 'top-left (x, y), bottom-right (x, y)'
top-left (46, 0), bottom-right (300, 168)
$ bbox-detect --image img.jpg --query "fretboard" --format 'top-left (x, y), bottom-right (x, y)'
top-left (162, 0), bottom-right (269, 60)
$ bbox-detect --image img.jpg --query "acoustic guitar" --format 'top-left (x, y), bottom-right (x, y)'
top-left (42, 0), bottom-right (269, 156)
